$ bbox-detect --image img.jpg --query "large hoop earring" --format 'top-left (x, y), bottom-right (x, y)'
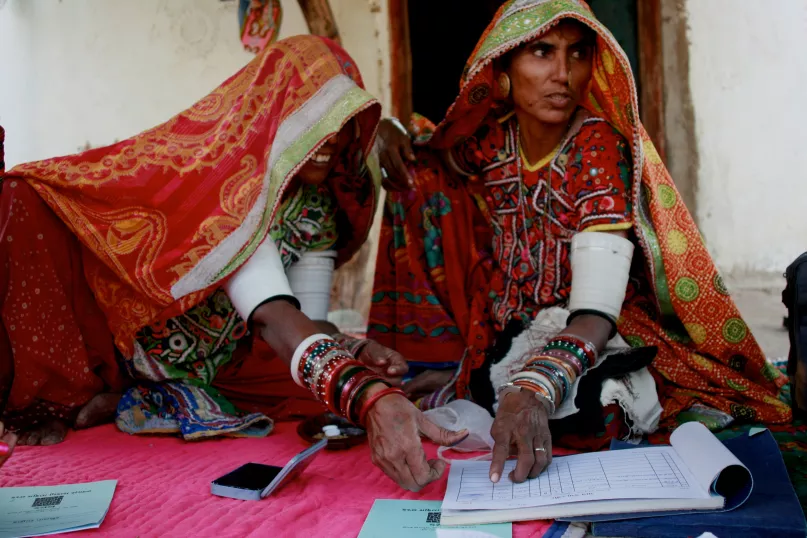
top-left (497, 72), bottom-right (511, 101)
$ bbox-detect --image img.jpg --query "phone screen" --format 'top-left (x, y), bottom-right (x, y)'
top-left (213, 463), bottom-right (282, 491)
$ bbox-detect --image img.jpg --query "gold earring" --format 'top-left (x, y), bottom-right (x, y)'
top-left (498, 72), bottom-right (511, 100)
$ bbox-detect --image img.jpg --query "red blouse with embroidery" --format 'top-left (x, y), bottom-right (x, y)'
top-left (452, 112), bottom-right (634, 329)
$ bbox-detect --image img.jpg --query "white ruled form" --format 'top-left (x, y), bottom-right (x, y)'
top-left (442, 446), bottom-right (711, 511)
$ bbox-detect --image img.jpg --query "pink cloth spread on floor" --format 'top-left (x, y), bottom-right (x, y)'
top-left (0, 424), bottom-right (553, 537)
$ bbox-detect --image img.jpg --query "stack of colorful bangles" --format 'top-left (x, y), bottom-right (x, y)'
top-left (500, 334), bottom-right (597, 414)
top-left (291, 334), bottom-right (402, 426)
top-left (331, 333), bottom-right (371, 358)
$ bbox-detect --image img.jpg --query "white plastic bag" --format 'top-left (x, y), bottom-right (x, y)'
top-left (424, 400), bottom-right (494, 458)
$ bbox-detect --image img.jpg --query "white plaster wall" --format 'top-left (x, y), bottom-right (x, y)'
top-left (0, 0), bottom-right (390, 168)
top-left (686, 0), bottom-right (807, 274)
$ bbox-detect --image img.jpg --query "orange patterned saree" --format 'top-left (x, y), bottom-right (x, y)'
top-left (1, 36), bottom-right (381, 432)
top-left (369, 0), bottom-right (791, 428)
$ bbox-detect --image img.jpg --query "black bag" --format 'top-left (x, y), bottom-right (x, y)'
top-left (782, 253), bottom-right (807, 415)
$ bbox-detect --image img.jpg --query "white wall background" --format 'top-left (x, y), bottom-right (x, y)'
top-left (4, 0), bottom-right (803, 277)
top-left (0, 0), bottom-right (390, 168)
top-left (686, 0), bottom-right (807, 274)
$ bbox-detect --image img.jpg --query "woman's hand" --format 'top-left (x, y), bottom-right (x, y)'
top-left (355, 339), bottom-right (409, 386)
top-left (489, 389), bottom-right (552, 484)
top-left (364, 385), bottom-right (468, 492)
top-left (0, 422), bottom-right (17, 469)
top-left (377, 119), bottom-right (416, 191)
top-left (403, 369), bottom-right (456, 399)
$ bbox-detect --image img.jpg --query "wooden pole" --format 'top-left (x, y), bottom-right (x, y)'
top-left (296, 0), bottom-right (341, 44)
top-left (637, 0), bottom-right (667, 162)
top-left (388, 0), bottom-right (413, 120)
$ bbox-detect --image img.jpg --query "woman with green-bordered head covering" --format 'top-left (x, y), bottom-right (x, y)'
top-left (373, 0), bottom-right (789, 484)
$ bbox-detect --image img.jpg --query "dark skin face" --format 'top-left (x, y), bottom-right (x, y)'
top-left (296, 121), bottom-right (356, 185)
top-left (506, 20), bottom-right (595, 161)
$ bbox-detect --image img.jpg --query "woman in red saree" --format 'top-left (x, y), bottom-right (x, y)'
top-left (0, 36), bottom-right (463, 492)
top-left (372, 0), bottom-right (791, 483)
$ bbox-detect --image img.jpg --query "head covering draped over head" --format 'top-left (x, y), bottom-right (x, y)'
top-left (370, 0), bottom-right (790, 426)
top-left (8, 35), bottom-right (382, 355)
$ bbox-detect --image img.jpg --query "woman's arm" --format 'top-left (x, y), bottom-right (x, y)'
top-left (560, 229), bottom-right (630, 351)
top-left (490, 230), bottom-right (635, 483)
top-left (376, 117), bottom-right (485, 190)
top-left (491, 122), bottom-right (636, 484)
top-left (250, 298), bottom-right (466, 491)
top-left (312, 320), bottom-right (408, 385)
top-left (377, 119), bottom-right (416, 191)
top-left (225, 238), bottom-right (464, 492)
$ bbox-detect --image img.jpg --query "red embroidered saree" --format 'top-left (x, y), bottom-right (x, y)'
top-left (369, 0), bottom-right (790, 427)
top-left (0, 36), bottom-right (381, 431)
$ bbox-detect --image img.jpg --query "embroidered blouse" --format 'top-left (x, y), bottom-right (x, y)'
top-left (451, 111), bottom-right (634, 328)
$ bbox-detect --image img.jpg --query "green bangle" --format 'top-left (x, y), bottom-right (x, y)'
top-left (544, 341), bottom-right (590, 369)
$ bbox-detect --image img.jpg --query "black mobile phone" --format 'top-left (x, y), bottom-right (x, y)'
top-left (211, 439), bottom-right (327, 501)
top-left (212, 463), bottom-right (283, 501)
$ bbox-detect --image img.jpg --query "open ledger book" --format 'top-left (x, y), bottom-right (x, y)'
top-left (440, 422), bottom-right (752, 526)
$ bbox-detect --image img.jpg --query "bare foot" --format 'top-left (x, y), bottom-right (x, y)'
top-left (74, 393), bottom-right (121, 430)
top-left (17, 420), bottom-right (68, 446)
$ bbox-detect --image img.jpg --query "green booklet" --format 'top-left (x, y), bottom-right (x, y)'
top-left (0, 480), bottom-right (117, 538)
top-left (358, 500), bottom-right (512, 538)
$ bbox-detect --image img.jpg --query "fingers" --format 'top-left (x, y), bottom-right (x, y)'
top-left (379, 153), bottom-right (409, 192)
top-left (403, 369), bottom-right (455, 398)
top-left (416, 412), bottom-right (468, 447)
top-left (392, 459), bottom-right (422, 492)
top-left (4, 432), bottom-right (17, 452)
top-left (367, 400), bottom-right (445, 492)
top-left (359, 342), bottom-right (408, 385)
top-left (509, 435), bottom-right (535, 483)
top-left (402, 137), bottom-right (416, 162)
top-left (379, 153), bottom-right (397, 189)
top-left (362, 341), bottom-right (408, 377)
top-left (367, 409), bottom-right (421, 491)
top-left (529, 435), bottom-right (551, 479)
top-left (381, 448), bottom-right (445, 493)
top-left (387, 147), bottom-right (413, 189)
top-left (0, 433), bottom-right (16, 458)
top-left (383, 349), bottom-right (409, 378)
top-left (406, 451), bottom-right (445, 492)
top-left (360, 341), bottom-right (388, 367)
top-left (402, 372), bottom-right (435, 397)
top-left (489, 432), bottom-right (511, 483)
top-left (371, 445), bottom-right (417, 491)
top-left (0, 422), bottom-right (14, 466)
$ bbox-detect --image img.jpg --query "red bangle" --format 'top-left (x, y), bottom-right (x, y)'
top-left (358, 386), bottom-right (406, 426)
top-left (347, 378), bottom-right (386, 424)
top-left (339, 369), bottom-right (379, 416)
